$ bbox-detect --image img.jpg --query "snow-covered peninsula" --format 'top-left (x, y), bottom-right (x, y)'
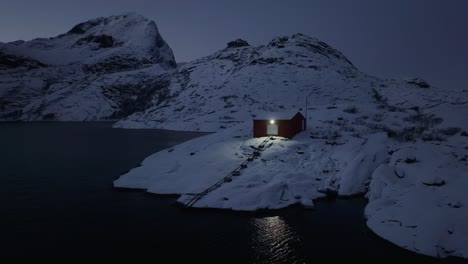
top-left (115, 101), bottom-right (468, 258)
top-left (113, 32), bottom-right (468, 259)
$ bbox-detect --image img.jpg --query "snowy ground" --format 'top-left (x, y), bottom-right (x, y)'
top-left (366, 138), bottom-right (468, 258)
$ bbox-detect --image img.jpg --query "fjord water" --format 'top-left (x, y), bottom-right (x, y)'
top-left (0, 122), bottom-right (464, 262)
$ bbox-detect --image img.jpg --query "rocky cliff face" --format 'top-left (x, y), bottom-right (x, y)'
top-left (0, 13), bottom-right (176, 121)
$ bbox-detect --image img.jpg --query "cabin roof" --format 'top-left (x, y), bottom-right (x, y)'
top-left (253, 111), bottom-right (304, 120)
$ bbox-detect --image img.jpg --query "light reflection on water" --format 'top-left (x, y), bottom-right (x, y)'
top-left (251, 216), bottom-right (306, 264)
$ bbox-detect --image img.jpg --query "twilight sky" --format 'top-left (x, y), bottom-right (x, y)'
top-left (1, 0), bottom-right (467, 90)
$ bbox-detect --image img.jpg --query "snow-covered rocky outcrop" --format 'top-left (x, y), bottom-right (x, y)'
top-left (0, 13), bottom-right (175, 120)
top-left (115, 100), bottom-right (468, 259)
top-left (365, 138), bottom-right (468, 258)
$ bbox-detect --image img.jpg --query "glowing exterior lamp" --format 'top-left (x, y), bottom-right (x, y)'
top-left (270, 120), bottom-right (275, 124)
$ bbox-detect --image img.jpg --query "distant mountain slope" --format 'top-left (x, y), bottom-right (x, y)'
top-left (0, 13), bottom-right (175, 121)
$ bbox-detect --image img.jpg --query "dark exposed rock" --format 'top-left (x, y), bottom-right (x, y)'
top-left (406, 78), bottom-right (430, 88)
top-left (68, 25), bottom-right (86, 34)
top-left (0, 51), bottom-right (46, 69)
top-left (318, 188), bottom-right (338, 198)
top-left (42, 113), bottom-right (56, 120)
top-left (0, 109), bottom-right (22, 119)
top-left (269, 36), bottom-right (289, 47)
top-left (403, 113), bottom-right (443, 127)
top-left (76, 35), bottom-right (117, 48)
top-left (404, 157), bottom-right (418, 164)
top-left (67, 19), bottom-right (104, 35)
top-left (154, 33), bottom-right (166, 48)
top-left (109, 75), bottom-right (172, 119)
top-left (227, 39), bottom-right (250, 48)
top-left (437, 127), bottom-right (462, 136)
top-left (250, 57), bottom-right (284, 65)
top-left (82, 56), bottom-right (153, 74)
top-left (447, 201), bottom-right (463, 208)
top-left (422, 179), bottom-right (446, 187)
top-left (394, 167), bottom-right (405, 178)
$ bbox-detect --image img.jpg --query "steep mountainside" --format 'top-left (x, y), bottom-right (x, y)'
top-left (0, 13), bottom-right (175, 121)
top-left (115, 34), bottom-right (463, 132)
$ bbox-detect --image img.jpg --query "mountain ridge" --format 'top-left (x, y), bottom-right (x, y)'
top-left (1, 13), bottom-right (461, 127)
top-left (115, 33), bottom-right (454, 132)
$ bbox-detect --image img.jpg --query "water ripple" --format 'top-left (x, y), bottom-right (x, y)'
top-left (250, 216), bottom-right (306, 264)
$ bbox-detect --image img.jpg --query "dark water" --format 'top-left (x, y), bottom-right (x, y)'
top-left (0, 122), bottom-right (466, 262)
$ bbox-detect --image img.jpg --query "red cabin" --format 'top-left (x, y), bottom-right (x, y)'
top-left (253, 112), bottom-right (306, 139)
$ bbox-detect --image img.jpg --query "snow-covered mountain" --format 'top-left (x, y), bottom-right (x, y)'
top-left (0, 13), bottom-right (175, 120)
top-left (115, 34), bottom-right (464, 132)
top-left (115, 34), bottom-right (363, 130)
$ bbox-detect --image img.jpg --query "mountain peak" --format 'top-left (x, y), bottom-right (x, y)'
top-left (266, 33), bottom-right (354, 66)
top-left (203, 33), bottom-right (354, 71)
top-left (67, 13), bottom-right (148, 35)
top-left (1, 13), bottom-right (175, 67)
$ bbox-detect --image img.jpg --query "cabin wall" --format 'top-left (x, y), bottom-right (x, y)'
top-left (253, 113), bottom-right (306, 139)
top-left (290, 115), bottom-right (305, 135)
top-left (277, 120), bottom-right (294, 138)
top-left (253, 120), bottom-right (268, 137)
